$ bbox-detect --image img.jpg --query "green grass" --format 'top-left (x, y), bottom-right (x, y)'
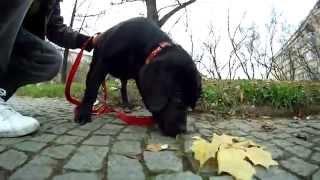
top-left (16, 80), bottom-right (320, 115)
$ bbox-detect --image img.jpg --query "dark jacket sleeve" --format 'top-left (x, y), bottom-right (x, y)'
top-left (46, 2), bottom-right (93, 51)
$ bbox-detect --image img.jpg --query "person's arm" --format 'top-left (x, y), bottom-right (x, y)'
top-left (46, 2), bottom-right (94, 51)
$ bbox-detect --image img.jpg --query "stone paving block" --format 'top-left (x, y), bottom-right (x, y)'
top-left (148, 132), bottom-right (177, 145)
top-left (54, 135), bottom-right (84, 145)
top-left (144, 151), bottom-right (183, 173)
top-left (107, 154), bottom-right (145, 180)
top-left (308, 123), bottom-right (320, 130)
top-left (272, 139), bottom-right (295, 148)
top-left (311, 152), bottom-right (320, 163)
top-left (264, 145), bottom-right (284, 159)
top-left (117, 132), bottom-right (147, 141)
top-left (0, 146), bottom-right (6, 152)
top-left (53, 172), bottom-right (101, 180)
top-left (255, 166), bottom-right (299, 180)
top-left (31, 134), bottom-right (57, 143)
top-left (122, 126), bottom-right (148, 134)
top-left (0, 138), bottom-right (25, 146)
top-left (209, 176), bottom-right (233, 180)
top-left (251, 132), bottom-right (273, 140)
top-left (102, 124), bottom-right (124, 130)
top-left (280, 157), bottom-right (319, 177)
top-left (14, 141), bottom-right (47, 152)
top-left (0, 150), bottom-right (28, 170)
top-left (64, 146), bottom-right (109, 171)
top-left (302, 127), bottom-right (320, 135)
top-left (315, 146), bottom-right (320, 152)
top-left (67, 129), bottom-right (91, 137)
top-left (29, 155), bottom-right (59, 167)
top-left (82, 135), bottom-right (111, 146)
top-left (78, 122), bottom-right (104, 131)
top-left (93, 128), bottom-right (120, 136)
top-left (287, 137), bottom-right (313, 147)
top-left (41, 145), bottom-right (76, 159)
top-left (9, 163), bottom-right (53, 180)
top-left (112, 140), bottom-right (141, 155)
top-left (283, 145), bottom-right (312, 159)
top-left (155, 171), bottom-right (202, 180)
top-left (45, 126), bottom-right (69, 135)
top-left (313, 169), bottom-right (320, 180)
top-left (272, 133), bottom-right (292, 139)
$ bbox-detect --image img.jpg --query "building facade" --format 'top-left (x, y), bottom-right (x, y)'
top-left (274, 0), bottom-right (320, 80)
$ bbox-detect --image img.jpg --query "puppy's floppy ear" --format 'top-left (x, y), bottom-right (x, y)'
top-left (138, 62), bottom-right (171, 112)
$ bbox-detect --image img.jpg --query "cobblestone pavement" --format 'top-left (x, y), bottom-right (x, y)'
top-left (0, 97), bottom-right (319, 180)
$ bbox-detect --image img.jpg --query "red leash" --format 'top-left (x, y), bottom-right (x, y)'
top-left (65, 37), bottom-right (154, 126)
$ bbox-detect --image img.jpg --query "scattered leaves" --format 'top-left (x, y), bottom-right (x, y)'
top-left (191, 133), bottom-right (278, 180)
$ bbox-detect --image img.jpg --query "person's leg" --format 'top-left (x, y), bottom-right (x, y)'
top-left (0, 0), bottom-right (33, 76)
top-left (0, 29), bottom-right (62, 100)
top-left (0, 29), bottom-right (62, 137)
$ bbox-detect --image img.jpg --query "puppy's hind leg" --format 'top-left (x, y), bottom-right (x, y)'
top-left (75, 59), bottom-right (108, 125)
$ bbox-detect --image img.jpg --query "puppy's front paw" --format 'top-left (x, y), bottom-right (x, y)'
top-left (74, 108), bottom-right (92, 125)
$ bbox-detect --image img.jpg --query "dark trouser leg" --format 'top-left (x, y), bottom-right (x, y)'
top-left (0, 0), bottom-right (33, 76)
top-left (0, 29), bottom-right (62, 100)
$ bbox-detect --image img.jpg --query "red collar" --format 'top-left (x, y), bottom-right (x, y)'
top-left (145, 42), bottom-right (172, 64)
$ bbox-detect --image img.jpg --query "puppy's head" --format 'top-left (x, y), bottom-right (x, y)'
top-left (139, 47), bottom-right (201, 137)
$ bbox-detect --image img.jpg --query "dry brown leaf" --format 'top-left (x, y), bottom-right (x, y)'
top-left (146, 144), bottom-right (168, 152)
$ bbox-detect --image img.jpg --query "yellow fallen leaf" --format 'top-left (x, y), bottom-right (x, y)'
top-left (212, 134), bottom-right (235, 145)
top-left (191, 138), bottom-right (218, 167)
top-left (245, 147), bottom-right (278, 168)
top-left (232, 140), bottom-right (259, 149)
top-left (217, 147), bottom-right (256, 180)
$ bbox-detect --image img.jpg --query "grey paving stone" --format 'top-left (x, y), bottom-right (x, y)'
top-left (148, 132), bottom-right (177, 145)
top-left (280, 157), bottom-right (319, 177)
top-left (93, 128), bottom-right (120, 136)
top-left (45, 126), bottom-right (69, 135)
top-left (41, 145), bottom-right (76, 159)
top-left (67, 129), bottom-right (91, 137)
top-left (0, 138), bottom-right (24, 146)
top-left (272, 139), bottom-right (294, 148)
top-left (9, 163), bottom-right (53, 180)
top-left (0, 146), bottom-right (6, 152)
top-left (287, 137), bottom-right (313, 147)
top-left (302, 127), bottom-right (320, 135)
top-left (64, 146), bottom-right (109, 171)
top-left (251, 132), bottom-right (273, 140)
top-left (209, 176), bottom-right (233, 180)
top-left (107, 154), bottom-right (145, 180)
top-left (283, 145), bottom-right (312, 158)
top-left (78, 122), bottom-right (104, 131)
top-left (308, 123), bottom-right (320, 130)
top-left (315, 146), bottom-right (320, 152)
top-left (117, 132), bottom-right (147, 141)
top-left (82, 136), bottom-right (111, 146)
top-left (313, 169), bottom-right (320, 180)
top-left (14, 141), bottom-right (47, 152)
top-left (264, 145), bottom-right (284, 159)
top-left (199, 128), bottom-right (213, 137)
top-left (272, 133), bottom-right (292, 139)
top-left (0, 150), bottom-right (28, 170)
top-left (311, 152), bottom-right (320, 163)
top-left (122, 126), bottom-right (148, 134)
top-left (112, 140), bottom-right (141, 155)
top-left (53, 172), bottom-right (101, 180)
top-left (155, 171), bottom-right (202, 180)
top-left (29, 155), bottom-right (59, 167)
top-left (144, 151), bottom-right (183, 173)
top-left (55, 135), bottom-right (84, 145)
top-left (255, 166), bottom-right (299, 180)
top-left (31, 134), bottom-right (57, 143)
top-left (102, 124), bottom-right (124, 131)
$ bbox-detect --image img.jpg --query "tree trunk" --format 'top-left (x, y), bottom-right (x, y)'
top-left (61, 0), bottom-right (78, 83)
top-left (145, 0), bottom-right (159, 25)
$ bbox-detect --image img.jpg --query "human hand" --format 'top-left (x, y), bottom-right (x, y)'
top-left (92, 33), bottom-right (101, 48)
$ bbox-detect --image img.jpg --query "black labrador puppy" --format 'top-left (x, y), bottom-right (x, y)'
top-left (75, 17), bottom-right (202, 137)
